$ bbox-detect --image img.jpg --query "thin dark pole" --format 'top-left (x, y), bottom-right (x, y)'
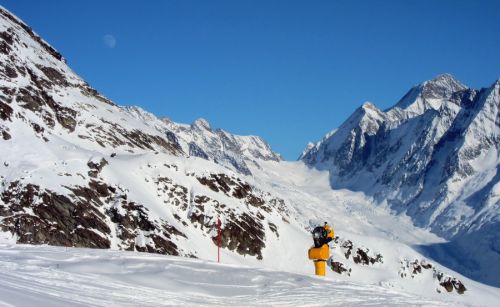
top-left (217, 218), bottom-right (221, 263)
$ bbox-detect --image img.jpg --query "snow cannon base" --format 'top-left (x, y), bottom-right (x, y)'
top-left (314, 260), bottom-right (326, 276)
top-left (308, 244), bottom-right (330, 276)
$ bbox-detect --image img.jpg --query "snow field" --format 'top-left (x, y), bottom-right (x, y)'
top-left (0, 243), bottom-right (458, 307)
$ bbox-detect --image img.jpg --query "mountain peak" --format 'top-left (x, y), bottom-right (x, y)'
top-left (430, 73), bottom-right (458, 82)
top-left (427, 73), bottom-right (464, 87)
top-left (298, 142), bottom-right (316, 160)
top-left (393, 74), bottom-right (468, 112)
top-left (420, 74), bottom-right (467, 99)
top-left (123, 106), bottom-right (158, 122)
top-left (353, 101), bottom-right (384, 121)
top-left (361, 101), bottom-right (379, 112)
top-left (191, 118), bottom-right (212, 130)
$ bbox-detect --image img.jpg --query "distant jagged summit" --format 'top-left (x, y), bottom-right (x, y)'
top-left (191, 118), bottom-right (212, 130)
top-left (393, 74), bottom-right (468, 115)
top-left (419, 73), bottom-right (467, 98)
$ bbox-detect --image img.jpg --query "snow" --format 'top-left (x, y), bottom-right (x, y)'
top-left (0, 242), bottom-right (471, 307)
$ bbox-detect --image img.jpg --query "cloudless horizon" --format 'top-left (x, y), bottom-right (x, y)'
top-left (3, 0), bottom-right (500, 160)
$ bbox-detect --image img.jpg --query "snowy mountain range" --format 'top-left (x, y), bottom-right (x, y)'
top-left (0, 5), bottom-right (499, 305)
top-left (300, 73), bottom-right (500, 287)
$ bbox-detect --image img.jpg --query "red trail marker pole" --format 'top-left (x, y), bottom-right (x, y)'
top-left (217, 218), bottom-right (221, 263)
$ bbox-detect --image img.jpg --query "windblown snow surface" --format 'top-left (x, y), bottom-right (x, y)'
top-left (0, 239), bottom-right (478, 307)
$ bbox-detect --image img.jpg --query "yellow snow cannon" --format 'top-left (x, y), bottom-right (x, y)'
top-left (308, 244), bottom-right (330, 276)
top-left (308, 224), bottom-right (333, 276)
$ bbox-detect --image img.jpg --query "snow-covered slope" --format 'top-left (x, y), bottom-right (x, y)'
top-left (0, 5), bottom-right (499, 305)
top-left (300, 74), bottom-right (500, 287)
top-left (5, 242), bottom-right (488, 307)
top-left (0, 4), bottom-right (288, 260)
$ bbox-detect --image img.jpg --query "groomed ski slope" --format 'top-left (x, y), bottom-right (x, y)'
top-left (0, 242), bottom-right (457, 307)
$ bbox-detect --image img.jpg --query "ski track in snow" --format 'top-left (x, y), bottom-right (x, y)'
top-left (0, 244), bottom-right (454, 307)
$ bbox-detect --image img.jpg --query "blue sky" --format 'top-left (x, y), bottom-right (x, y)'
top-left (3, 1), bottom-right (500, 160)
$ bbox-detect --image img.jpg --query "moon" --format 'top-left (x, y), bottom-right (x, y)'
top-left (103, 34), bottom-right (117, 48)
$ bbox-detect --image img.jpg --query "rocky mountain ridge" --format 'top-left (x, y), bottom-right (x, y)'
top-left (301, 73), bottom-right (500, 286)
top-left (0, 5), bottom-right (287, 260)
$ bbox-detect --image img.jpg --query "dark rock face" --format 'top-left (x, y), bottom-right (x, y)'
top-left (188, 192), bottom-right (266, 259)
top-left (107, 200), bottom-right (182, 255)
top-left (16, 83), bottom-right (78, 133)
top-left (38, 66), bottom-right (68, 86)
top-left (437, 272), bottom-right (466, 294)
top-left (81, 119), bottom-right (182, 154)
top-left (79, 82), bottom-right (115, 106)
top-left (268, 222), bottom-right (278, 237)
top-left (399, 259), bottom-right (433, 279)
top-left (0, 101), bottom-right (13, 121)
top-left (0, 182), bottom-right (111, 248)
top-left (1, 130), bottom-right (10, 140)
top-left (328, 238), bottom-right (468, 295)
top-left (399, 258), bottom-right (466, 294)
top-left (217, 213), bottom-right (265, 260)
top-left (353, 248), bottom-right (383, 265)
top-left (1, 15), bottom-right (168, 151)
top-left (87, 158), bottom-right (108, 178)
top-left (186, 172), bottom-right (290, 259)
top-left (70, 179), bottom-right (183, 256)
top-left (336, 238), bottom-right (383, 266)
top-left (330, 261), bottom-right (351, 276)
top-left (88, 180), bottom-right (110, 197)
top-left (0, 177), bottom-right (186, 256)
top-left (1, 63), bottom-right (17, 79)
top-left (0, 22), bottom-right (80, 134)
top-left (0, 8), bottom-right (64, 62)
top-left (197, 173), bottom-right (268, 211)
top-left (0, 29), bottom-right (14, 54)
top-left (155, 176), bottom-right (188, 210)
top-left (189, 142), bottom-right (209, 160)
top-left (156, 171), bottom-right (285, 260)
